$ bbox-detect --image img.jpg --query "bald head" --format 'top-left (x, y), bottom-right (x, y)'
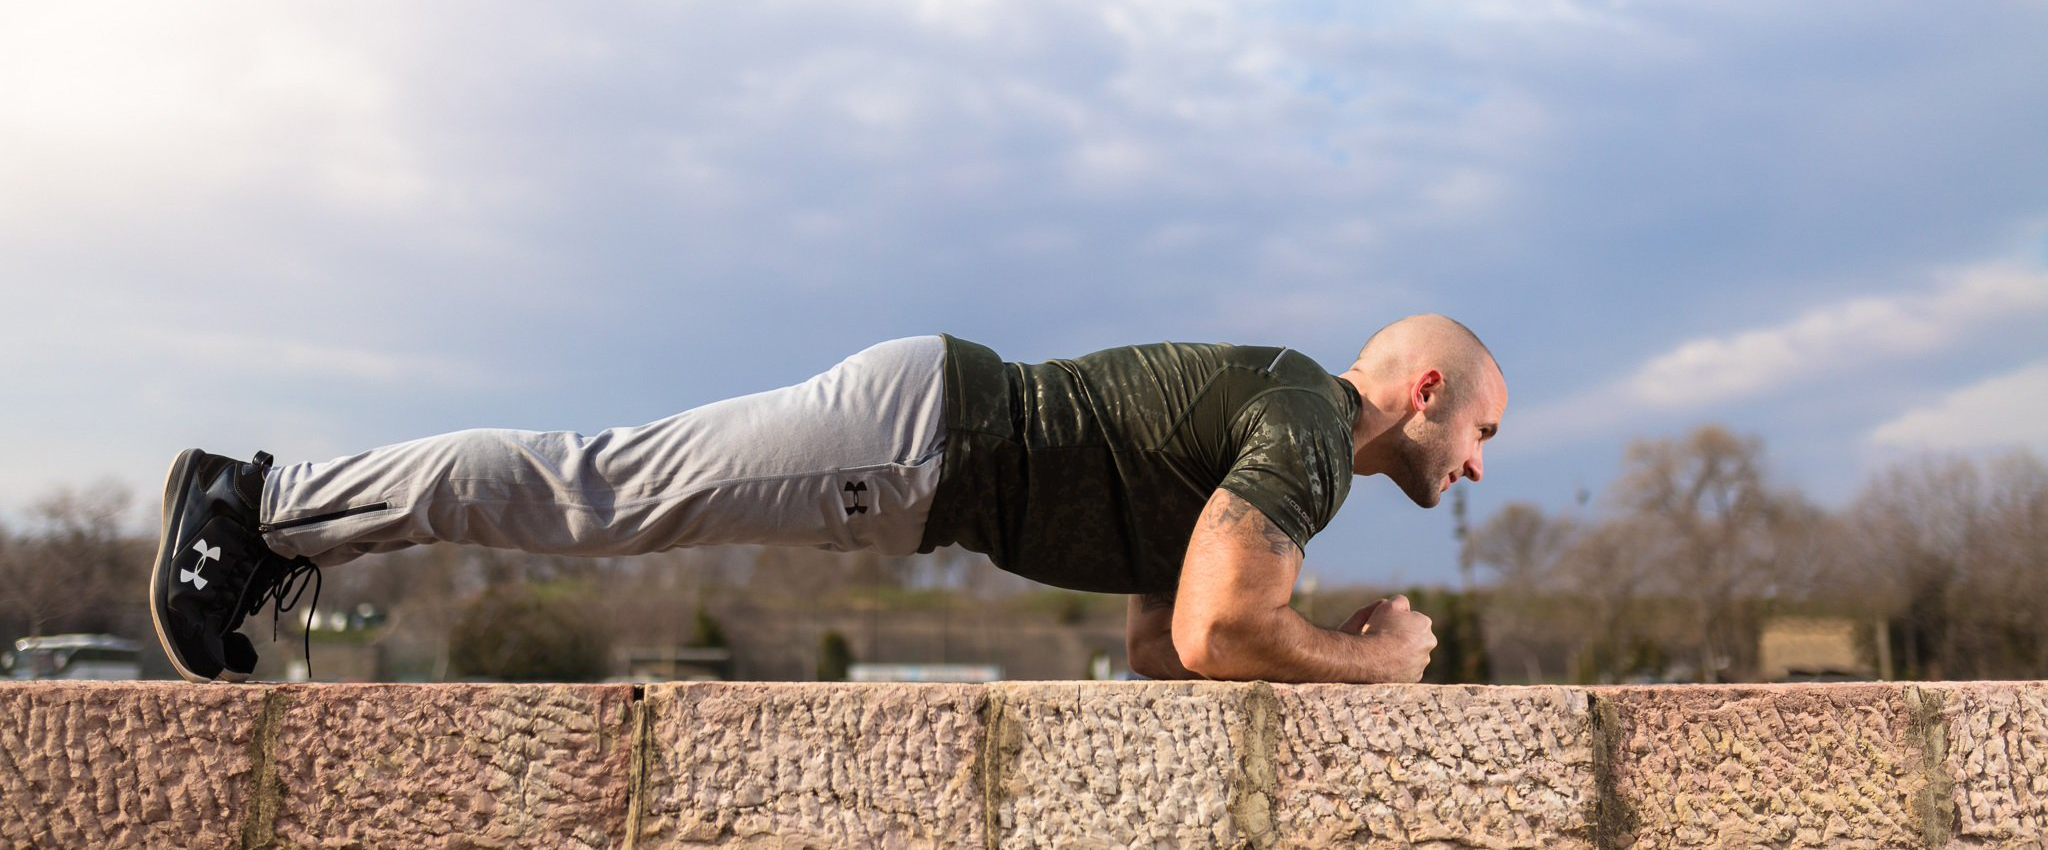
top-left (1341, 314), bottom-right (1507, 500)
top-left (1352, 314), bottom-right (1501, 412)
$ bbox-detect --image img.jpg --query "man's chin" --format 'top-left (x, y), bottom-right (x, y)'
top-left (1403, 485), bottom-right (1443, 509)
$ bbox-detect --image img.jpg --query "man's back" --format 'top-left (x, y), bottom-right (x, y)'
top-left (918, 336), bottom-right (1361, 593)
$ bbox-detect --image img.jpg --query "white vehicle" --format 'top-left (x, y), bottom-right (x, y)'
top-left (4, 634), bottom-right (142, 680)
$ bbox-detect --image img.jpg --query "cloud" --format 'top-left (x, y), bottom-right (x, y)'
top-left (1509, 258), bottom-right (2048, 450)
top-left (0, 6), bottom-right (426, 233)
top-left (1867, 360), bottom-right (2048, 452)
top-left (1622, 263), bottom-right (2048, 409)
top-left (128, 327), bottom-right (497, 389)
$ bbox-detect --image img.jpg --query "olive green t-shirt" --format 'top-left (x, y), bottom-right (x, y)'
top-left (917, 335), bottom-right (1361, 594)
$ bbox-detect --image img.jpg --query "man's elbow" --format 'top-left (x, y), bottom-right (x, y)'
top-left (1175, 618), bottom-right (1268, 681)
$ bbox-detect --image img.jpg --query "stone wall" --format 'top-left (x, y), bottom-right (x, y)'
top-left (2, 680), bottom-right (2042, 847)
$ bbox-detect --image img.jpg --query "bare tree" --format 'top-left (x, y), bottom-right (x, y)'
top-left (1612, 425), bottom-right (1794, 682)
top-left (1981, 451), bottom-right (2048, 675)
top-left (1466, 501), bottom-right (1576, 682)
top-left (1843, 455), bottom-right (1981, 679)
top-left (0, 482), bottom-right (135, 638)
top-left (1556, 517), bottom-right (1666, 683)
top-left (0, 517), bottom-right (16, 638)
top-left (1847, 450), bottom-right (2048, 679)
top-left (1468, 501), bottom-right (1572, 589)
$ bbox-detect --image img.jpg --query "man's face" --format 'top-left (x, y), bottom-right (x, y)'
top-left (1390, 367), bottom-right (1505, 509)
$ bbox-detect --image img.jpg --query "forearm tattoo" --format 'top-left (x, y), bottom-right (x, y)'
top-left (1139, 590), bottom-right (1176, 613)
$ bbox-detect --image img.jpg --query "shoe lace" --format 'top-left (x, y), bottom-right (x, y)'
top-left (243, 556), bottom-right (323, 680)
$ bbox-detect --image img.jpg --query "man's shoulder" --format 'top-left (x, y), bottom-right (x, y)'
top-left (946, 336), bottom-right (1332, 373)
top-left (1072, 340), bottom-right (1338, 377)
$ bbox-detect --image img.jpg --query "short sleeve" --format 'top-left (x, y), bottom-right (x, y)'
top-left (1215, 389), bottom-right (1354, 550)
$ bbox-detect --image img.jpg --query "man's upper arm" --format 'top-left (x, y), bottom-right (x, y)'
top-left (1215, 390), bottom-right (1352, 554)
top-left (1171, 488), bottom-right (1304, 644)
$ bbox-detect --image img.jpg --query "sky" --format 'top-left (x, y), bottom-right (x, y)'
top-left (2, 0), bottom-right (2044, 588)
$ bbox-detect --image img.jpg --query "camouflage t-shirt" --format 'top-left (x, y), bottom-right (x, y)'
top-left (916, 335), bottom-right (1361, 594)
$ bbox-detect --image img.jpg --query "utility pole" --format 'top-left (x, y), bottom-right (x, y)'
top-left (1453, 488), bottom-right (1473, 593)
top-left (1450, 487), bottom-right (1489, 684)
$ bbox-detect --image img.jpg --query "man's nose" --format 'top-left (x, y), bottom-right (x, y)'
top-left (1464, 451), bottom-right (1484, 482)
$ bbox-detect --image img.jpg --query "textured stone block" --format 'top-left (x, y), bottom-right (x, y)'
top-left (18, 679), bottom-right (2048, 848)
top-left (264, 683), bottom-right (634, 849)
top-left (987, 681), bottom-right (1256, 848)
top-left (1600, 684), bottom-right (1934, 848)
top-left (639, 681), bottom-right (985, 847)
top-left (1271, 684), bottom-right (1596, 848)
top-left (1928, 681), bottom-right (2048, 846)
top-left (0, 681), bottom-right (265, 849)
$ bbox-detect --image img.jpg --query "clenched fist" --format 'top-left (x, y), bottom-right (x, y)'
top-left (1346, 594), bottom-right (1436, 683)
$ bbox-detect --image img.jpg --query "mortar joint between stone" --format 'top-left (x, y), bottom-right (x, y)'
top-left (1585, 691), bottom-right (1639, 850)
top-left (1227, 682), bottom-right (1280, 849)
top-left (235, 686), bottom-right (291, 850)
top-left (977, 688), bottom-right (1011, 850)
top-left (1905, 685), bottom-right (1956, 849)
top-left (622, 687), bottom-right (655, 850)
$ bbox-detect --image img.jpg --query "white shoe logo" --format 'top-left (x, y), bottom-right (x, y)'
top-left (180, 538), bottom-right (221, 590)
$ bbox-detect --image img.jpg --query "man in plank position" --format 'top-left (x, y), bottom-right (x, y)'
top-left (150, 313), bottom-right (1504, 684)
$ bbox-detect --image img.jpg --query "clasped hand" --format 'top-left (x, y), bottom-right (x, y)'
top-left (1337, 594), bottom-right (1436, 683)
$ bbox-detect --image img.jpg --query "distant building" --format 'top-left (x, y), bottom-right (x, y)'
top-left (1759, 616), bottom-right (1872, 682)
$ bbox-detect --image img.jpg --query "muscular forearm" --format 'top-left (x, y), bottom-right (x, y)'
top-left (1181, 606), bottom-right (1402, 684)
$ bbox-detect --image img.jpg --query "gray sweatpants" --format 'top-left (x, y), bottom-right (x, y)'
top-left (260, 337), bottom-right (948, 566)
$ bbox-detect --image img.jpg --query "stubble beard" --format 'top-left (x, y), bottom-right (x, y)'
top-left (1393, 427), bottom-right (1454, 509)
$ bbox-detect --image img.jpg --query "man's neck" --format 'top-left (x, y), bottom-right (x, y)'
top-left (1338, 369), bottom-right (1402, 476)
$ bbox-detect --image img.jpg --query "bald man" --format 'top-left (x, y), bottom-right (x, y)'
top-left (149, 315), bottom-right (1505, 685)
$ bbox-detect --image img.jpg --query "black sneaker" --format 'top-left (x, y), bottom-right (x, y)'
top-left (148, 449), bottom-right (321, 683)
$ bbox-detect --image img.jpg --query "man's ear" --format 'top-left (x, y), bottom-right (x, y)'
top-left (1410, 369), bottom-right (1444, 412)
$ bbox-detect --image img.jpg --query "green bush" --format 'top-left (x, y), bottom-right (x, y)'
top-left (817, 629), bottom-right (853, 681)
top-left (1407, 587), bottom-right (1491, 685)
top-left (690, 603), bottom-right (729, 648)
top-left (449, 582), bottom-right (611, 682)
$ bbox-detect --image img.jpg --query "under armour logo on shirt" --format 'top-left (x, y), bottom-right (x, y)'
top-left (842, 481), bottom-right (869, 516)
top-left (181, 538), bottom-right (221, 590)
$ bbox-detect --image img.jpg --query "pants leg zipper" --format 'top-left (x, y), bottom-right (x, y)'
top-left (259, 502), bottom-right (390, 533)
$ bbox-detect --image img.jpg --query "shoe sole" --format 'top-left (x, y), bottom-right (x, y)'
top-left (147, 449), bottom-right (248, 684)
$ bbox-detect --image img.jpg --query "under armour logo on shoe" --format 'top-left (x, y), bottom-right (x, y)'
top-left (842, 481), bottom-right (869, 516)
top-left (181, 538), bottom-right (221, 590)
